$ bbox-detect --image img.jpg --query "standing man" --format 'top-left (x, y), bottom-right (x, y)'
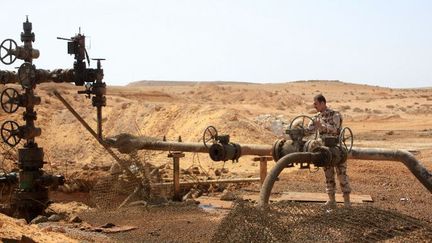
top-left (310, 94), bottom-right (351, 208)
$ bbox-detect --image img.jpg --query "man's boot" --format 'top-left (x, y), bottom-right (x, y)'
top-left (324, 193), bottom-right (336, 208)
top-left (343, 193), bottom-right (351, 207)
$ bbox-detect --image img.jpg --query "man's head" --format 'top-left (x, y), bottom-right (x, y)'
top-left (313, 94), bottom-right (327, 112)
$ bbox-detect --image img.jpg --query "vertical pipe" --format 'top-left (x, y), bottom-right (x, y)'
top-left (259, 152), bottom-right (321, 207)
top-left (173, 156), bottom-right (180, 200)
top-left (169, 152), bottom-right (184, 201)
top-left (97, 106), bottom-right (102, 140)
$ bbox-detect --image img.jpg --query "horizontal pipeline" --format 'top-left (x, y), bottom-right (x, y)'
top-left (105, 133), bottom-right (272, 156)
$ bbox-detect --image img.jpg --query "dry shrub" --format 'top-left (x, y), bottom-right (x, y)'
top-left (353, 107), bottom-right (363, 112)
top-left (339, 105), bottom-right (351, 111)
top-left (372, 109), bottom-right (382, 114)
top-left (121, 103), bottom-right (130, 109)
top-left (386, 105), bottom-right (395, 109)
top-left (276, 106), bottom-right (285, 111)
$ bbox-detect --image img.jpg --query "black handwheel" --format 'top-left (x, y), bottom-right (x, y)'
top-left (289, 115), bottom-right (318, 140)
top-left (1, 121), bottom-right (21, 147)
top-left (0, 39), bottom-right (17, 65)
top-left (339, 127), bottom-right (353, 152)
top-left (203, 126), bottom-right (218, 149)
top-left (1, 88), bottom-right (20, 113)
top-left (18, 62), bottom-right (36, 89)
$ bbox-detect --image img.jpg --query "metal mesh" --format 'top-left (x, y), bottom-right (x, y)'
top-left (89, 151), bottom-right (152, 209)
top-left (0, 143), bottom-right (18, 205)
top-left (211, 201), bottom-right (432, 242)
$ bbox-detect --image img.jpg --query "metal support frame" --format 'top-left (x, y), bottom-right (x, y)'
top-left (168, 151), bottom-right (185, 201)
top-left (253, 156), bottom-right (272, 186)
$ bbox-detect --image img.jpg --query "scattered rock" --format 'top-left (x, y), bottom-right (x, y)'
top-left (182, 188), bottom-right (201, 201)
top-left (220, 190), bottom-right (238, 201)
top-left (221, 168), bottom-right (229, 174)
top-left (100, 165), bottom-right (111, 171)
top-left (48, 214), bottom-right (63, 222)
top-left (181, 169), bottom-right (190, 175)
top-left (110, 163), bottom-right (122, 174)
top-left (16, 219), bottom-right (27, 226)
top-left (191, 167), bottom-right (200, 175)
top-left (82, 164), bottom-right (90, 170)
top-left (53, 227), bottom-right (66, 233)
top-left (69, 215), bottom-right (83, 223)
top-left (70, 183), bottom-right (80, 192)
top-left (400, 197), bottom-right (410, 202)
top-left (61, 183), bottom-right (72, 193)
top-left (101, 222), bottom-right (115, 228)
top-left (214, 169), bottom-right (221, 176)
top-left (184, 199), bottom-right (200, 205)
top-left (30, 215), bottom-right (48, 224)
top-left (386, 130), bottom-right (394, 135)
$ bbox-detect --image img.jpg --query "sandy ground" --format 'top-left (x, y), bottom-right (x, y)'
top-left (0, 80), bottom-right (432, 241)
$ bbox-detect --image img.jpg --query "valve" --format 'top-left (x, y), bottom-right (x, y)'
top-left (288, 115), bottom-right (318, 141)
top-left (339, 127), bottom-right (353, 152)
top-left (203, 126), bottom-right (241, 162)
top-left (1, 121), bottom-right (21, 147)
top-left (203, 125), bottom-right (218, 149)
top-left (0, 39), bottom-right (18, 65)
top-left (1, 88), bottom-right (20, 113)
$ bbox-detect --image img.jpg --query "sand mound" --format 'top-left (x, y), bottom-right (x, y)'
top-left (0, 213), bottom-right (77, 242)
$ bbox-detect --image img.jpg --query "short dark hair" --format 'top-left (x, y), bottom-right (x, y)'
top-left (314, 94), bottom-right (326, 104)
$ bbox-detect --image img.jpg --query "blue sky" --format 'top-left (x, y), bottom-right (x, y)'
top-left (1, 0), bottom-right (431, 88)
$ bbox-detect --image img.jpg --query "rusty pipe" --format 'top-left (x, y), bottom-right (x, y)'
top-left (349, 147), bottom-right (432, 193)
top-left (258, 152), bottom-right (321, 207)
top-left (105, 133), bottom-right (273, 157)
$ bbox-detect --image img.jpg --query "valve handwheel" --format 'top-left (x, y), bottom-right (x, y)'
top-left (0, 39), bottom-right (18, 65)
top-left (1, 88), bottom-right (20, 113)
top-left (203, 125), bottom-right (218, 149)
top-left (289, 115), bottom-right (318, 140)
top-left (339, 127), bottom-right (353, 152)
top-left (1, 121), bottom-right (21, 147)
top-left (18, 62), bottom-right (36, 89)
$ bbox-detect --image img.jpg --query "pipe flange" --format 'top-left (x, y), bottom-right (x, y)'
top-left (209, 143), bottom-right (226, 162)
top-left (338, 145), bottom-right (348, 164)
top-left (231, 142), bottom-right (241, 162)
top-left (272, 138), bottom-right (286, 162)
top-left (311, 146), bottom-right (332, 167)
top-left (304, 139), bottom-right (322, 152)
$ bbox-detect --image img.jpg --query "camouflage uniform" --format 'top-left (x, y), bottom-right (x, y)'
top-left (310, 108), bottom-right (352, 195)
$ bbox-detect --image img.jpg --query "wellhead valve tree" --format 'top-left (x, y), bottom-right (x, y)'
top-left (0, 17), bottom-right (106, 221)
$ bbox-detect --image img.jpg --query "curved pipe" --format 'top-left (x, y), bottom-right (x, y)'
top-left (349, 147), bottom-right (432, 193)
top-left (258, 152), bottom-right (321, 207)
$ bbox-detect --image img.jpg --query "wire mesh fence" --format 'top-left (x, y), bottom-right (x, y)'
top-left (211, 201), bottom-right (432, 242)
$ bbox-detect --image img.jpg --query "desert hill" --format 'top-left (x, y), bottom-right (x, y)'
top-left (1, 80), bottom-right (431, 169)
top-left (1, 80), bottom-right (432, 241)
